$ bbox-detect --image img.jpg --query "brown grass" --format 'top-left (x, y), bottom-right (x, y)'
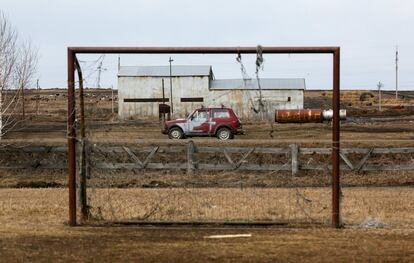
top-left (85, 187), bottom-right (414, 227)
top-left (1, 187), bottom-right (413, 228)
top-left (0, 187), bottom-right (414, 262)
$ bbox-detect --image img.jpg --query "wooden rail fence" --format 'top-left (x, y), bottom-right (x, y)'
top-left (1, 142), bottom-right (414, 175)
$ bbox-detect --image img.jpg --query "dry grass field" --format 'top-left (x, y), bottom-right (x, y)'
top-left (0, 187), bottom-right (413, 262)
top-left (85, 187), bottom-right (414, 227)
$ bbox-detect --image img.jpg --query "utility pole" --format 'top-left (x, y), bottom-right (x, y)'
top-left (162, 79), bottom-right (165, 104)
top-left (36, 79), bottom-right (40, 115)
top-left (21, 83), bottom-right (25, 119)
top-left (0, 86), bottom-right (2, 140)
top-left (161, 78), bottom-right (166, 122)
top-left (377, 81), bottom-right (383, 112)
top-left (395, 45), bottom-right (399, 100)
top-left (111, 85), bottom-right (114, 114)
top-left (96, 57), bottom-right (107, 88)
top-left (118, 55), bottom-right (120, 71)
top-left (115, 56), bottom-right (120, 115)
top-left (97, 61), bottom-right (103, 88)
top-left (169, 57), bottom-right (174, 113)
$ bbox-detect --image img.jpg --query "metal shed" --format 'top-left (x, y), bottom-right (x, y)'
top-left (209, 78), bottom-right (305, 119)
top-left (117, 65), bottom-right (305, 120)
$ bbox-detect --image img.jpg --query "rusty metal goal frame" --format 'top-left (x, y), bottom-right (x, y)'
top-left (67, 46), bottom-right (341, 227)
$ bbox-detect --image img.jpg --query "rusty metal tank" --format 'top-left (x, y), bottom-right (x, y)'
top-left (275, 109), bottom-right (347, 123)
top-left (322, 109), bottom-right (347, 121)
top-left (275, 109), bottom-right (323, 123)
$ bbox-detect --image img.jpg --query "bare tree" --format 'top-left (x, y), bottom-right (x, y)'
top-left (16, 41), bottom-right (38, 118)
top-left (0, 11), bottom-right (38, 140)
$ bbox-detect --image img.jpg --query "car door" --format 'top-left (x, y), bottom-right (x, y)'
top-left (211, 108), bottom-right (231, 133)
top-left (187, 109), bottom-right (210, 135)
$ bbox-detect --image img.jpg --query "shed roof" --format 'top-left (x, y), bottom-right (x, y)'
top-left (210, 78), bottom-right (305, 90)
top-left (118, 65), bottom-right (212, 77)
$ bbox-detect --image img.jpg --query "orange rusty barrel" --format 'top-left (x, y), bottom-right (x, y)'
top-left (275, 109), bottom-right (323, 123)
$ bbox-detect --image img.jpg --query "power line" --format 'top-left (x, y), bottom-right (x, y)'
top-left (395, 45), bottom-right (399, 99)
top-left (96, 58), bottom-right (107, 88)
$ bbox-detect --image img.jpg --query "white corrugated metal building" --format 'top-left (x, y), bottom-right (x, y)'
top-left (118, 65), bottom-right (305, 120)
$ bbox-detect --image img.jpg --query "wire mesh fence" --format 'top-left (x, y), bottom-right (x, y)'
top-left (0, 139), bottom-right (412, 226)
top-left (0, 138), bottom-right (413, 227)
top-left (82, 141), bottom-right (333, 225)
top-left (72, 138), bottom-right (412, 227)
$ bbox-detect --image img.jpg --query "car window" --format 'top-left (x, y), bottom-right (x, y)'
top-left (212, 109), bottom-right (230, 119)
top-left (192, 110), bottom-right (208, 121)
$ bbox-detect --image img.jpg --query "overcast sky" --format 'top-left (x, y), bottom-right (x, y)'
top-left (2, 0), bottom-right (413, 90)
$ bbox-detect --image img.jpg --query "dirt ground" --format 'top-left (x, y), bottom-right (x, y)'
top-left (1, 169), bottom-right (414, 189)
top-left (1, 226), bottom-right (413, 262)
top-left (0, 187), bottom-right (413, 262)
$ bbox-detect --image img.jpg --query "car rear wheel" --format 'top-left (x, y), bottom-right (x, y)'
top-left (168, 127), bottom-right (183, 139)
top-left (217, 127), bottom-right (232, 140)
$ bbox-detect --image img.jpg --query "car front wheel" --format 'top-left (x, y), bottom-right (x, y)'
top-left (216, 127), bottom-right (232, 140)
top-left (168, 127), bottom-right (183, 139)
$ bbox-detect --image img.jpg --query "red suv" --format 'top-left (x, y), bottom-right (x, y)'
top-left (162, 107), bottom-right (244, 140)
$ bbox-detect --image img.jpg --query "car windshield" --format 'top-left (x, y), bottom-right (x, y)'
top-left (187, 110), bottom-right (196, 119)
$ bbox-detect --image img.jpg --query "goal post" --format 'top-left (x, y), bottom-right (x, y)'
top-left (67, 46), bottom-right (341, 227)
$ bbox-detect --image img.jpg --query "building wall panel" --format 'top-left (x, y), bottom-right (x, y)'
top-left (118, 76), bottom-right (303, 120)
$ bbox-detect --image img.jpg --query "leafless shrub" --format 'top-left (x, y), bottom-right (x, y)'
top-left (0, 11), bottom-right (38, 139)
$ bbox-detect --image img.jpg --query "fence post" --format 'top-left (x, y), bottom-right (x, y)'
top-left (290, 144), bottom-right (299, 176)
top-left (79, 139), bottom-right (89, 222)
top-left (187, 140), bottom-right (196, 175)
